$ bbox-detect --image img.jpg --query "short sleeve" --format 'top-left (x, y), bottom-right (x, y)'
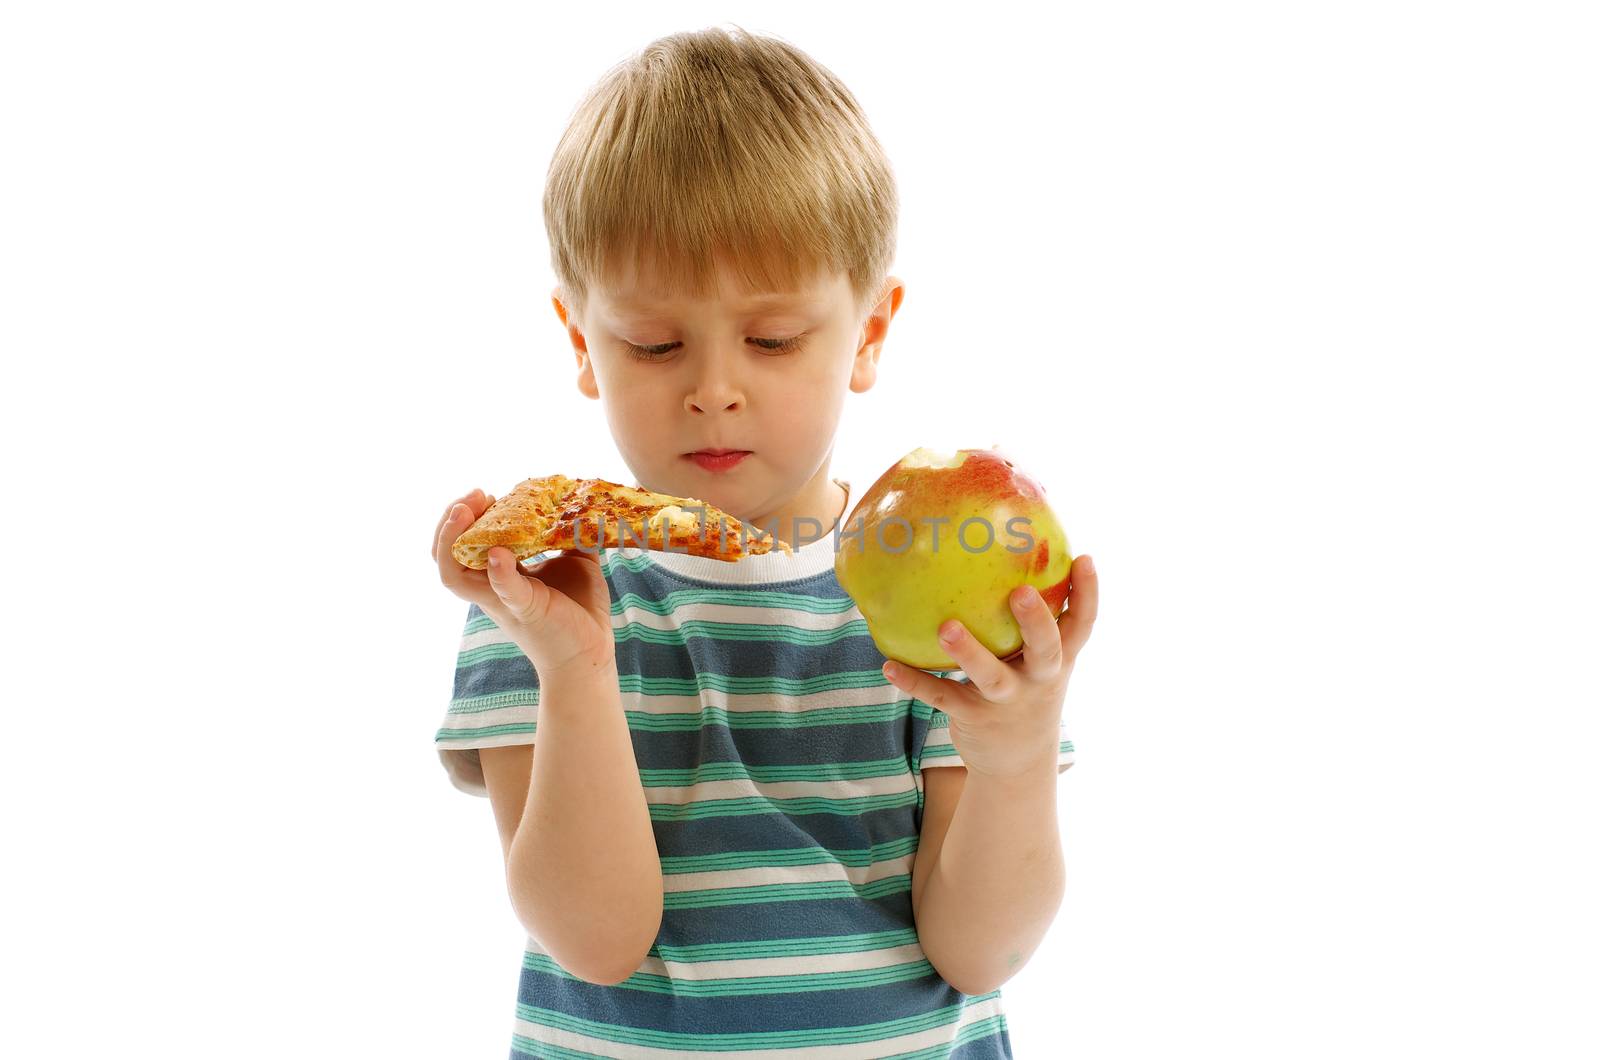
top-left (434, 602), bottom-right (541, 798)
top-left (914, 669), bottom-right (1076, 775)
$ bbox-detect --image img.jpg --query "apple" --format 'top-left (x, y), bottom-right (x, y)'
top-left (834, 446), bottom-right (1073, 671)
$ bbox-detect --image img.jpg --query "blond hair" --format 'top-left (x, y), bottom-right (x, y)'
top-left (543, 25), bottom-right (898, 326)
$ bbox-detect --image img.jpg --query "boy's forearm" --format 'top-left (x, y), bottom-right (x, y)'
top-left (915, 759), bottom-right (1066, 996)
top-left (506, 659), bottom-right (663, 985)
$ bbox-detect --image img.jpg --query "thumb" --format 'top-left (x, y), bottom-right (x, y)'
top-left (486, 547), bottom-right (548, 624)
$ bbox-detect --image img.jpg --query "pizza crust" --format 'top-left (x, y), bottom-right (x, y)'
top-left (450, 475), bottom-right (792, 568)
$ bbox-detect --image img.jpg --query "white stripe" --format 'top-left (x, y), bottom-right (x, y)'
top-left (644, 770), bottom-right (916, 810)
top-left (660, 850), bottom-right (915, 895)
top-left (621, 682), bottom-right (903, 717)
top-left (526, 932), bottom-right (930, 981)
top-left (647, 941), bottom-right (928, 982)
top-left (457, 575), bottom-right (866, 657)
top-left (458, 626), bottom-right (519, 652)
top-left (438, 691), bottom-right (1074, 766)
top-left (921, 731), bottom-right (1077, 771)
top-left (441, 680), bottom-right (903, 720)
top-left (615, 597), bottom-right (864, 632)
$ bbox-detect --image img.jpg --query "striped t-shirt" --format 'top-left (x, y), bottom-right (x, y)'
top-left (435, 475), bottom-right (1076, 1059)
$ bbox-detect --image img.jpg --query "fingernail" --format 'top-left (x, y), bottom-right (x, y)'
top-left (1081, 555), bottom-right (1095, 575)
top-left (1016, 587), bottom-right (1038, 608)
top-left (447, 505), bottom-right (461, 521)
top-left (939, 623), bottom-right (960, 643)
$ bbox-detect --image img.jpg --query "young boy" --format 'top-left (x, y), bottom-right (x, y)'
top-left (431, 26), bottom-right (1097, 1059)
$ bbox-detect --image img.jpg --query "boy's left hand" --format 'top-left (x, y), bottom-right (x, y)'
top-left (882, 554), bottom-right (1098, 779)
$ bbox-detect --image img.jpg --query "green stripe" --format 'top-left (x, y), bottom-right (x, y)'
top-left (649, 789), bottom-right (920, 824)
top-left (920, 739), bottom-right (1074, 762)
top-left (463, 611), bottom-right (512, 636)
top-left (619, 669), bottom-right (893, 697)
top-left (601, 552), bottom-right (647, 576)
top-left (641, 754), bottom-right (910, 786)
top-left (437, 704), bottom-right (1070, 760)
top-left (447, 666), bottom-right (900, 699)
top-left (659, 835), bottom-right (918, 876)
top-left (663, 872), bottom-right (911, 910)
top-left (623, 700), bottom-right (905, 733)
top-left (440, 690), bottom-right (540, 715)
top-left (463, 585), bottom-right (857, 639)
top-left (878, 1016), bottom-right (1011, 1060)
top-left (511, 995), bottom-right (999, 1052)
top-left (614, 618), bottom-right (867, 646)
top-left (455, 641), bottom-right (533, 667)
top-left (437, 698), bottom-right (911, 742)
top-left (510, 1014), bottom-right (1008, 1059)
top-left (434, 721), bottom-right (536, 742)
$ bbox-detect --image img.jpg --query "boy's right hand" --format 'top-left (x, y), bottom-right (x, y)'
top-left (433, 488), bottom-right (617, 678)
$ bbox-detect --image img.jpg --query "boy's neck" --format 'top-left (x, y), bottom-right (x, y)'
top-left (744, 469), bottom-right (848, 551)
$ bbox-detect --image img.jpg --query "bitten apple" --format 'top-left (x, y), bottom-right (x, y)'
top-left (835, 446), bottom-right (1073, 670)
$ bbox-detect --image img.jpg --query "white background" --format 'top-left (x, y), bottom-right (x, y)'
top-left (3, 2), bottom-right (1596, 1057)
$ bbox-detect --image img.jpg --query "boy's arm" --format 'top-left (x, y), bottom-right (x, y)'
top-left (481, 658), bottom-right (663, 986)
top-left (912, 759), bottom-right (1066, 996)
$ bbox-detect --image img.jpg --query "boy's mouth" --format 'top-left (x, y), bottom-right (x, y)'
top-left (684, 449), bottom-right (752, 472)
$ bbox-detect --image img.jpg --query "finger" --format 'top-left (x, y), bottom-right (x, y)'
top-left (934, 618), bottom-right (1021, 703)
top-left (1010, 584), bottom-right (1065, 681)
top-left (435, 502), bottom-right (474, 570)
top-left (433, 488), bottom-right (484, 553)
top-left (435, 497), bottom-right (496, 595)
top-left (432, 488), bottom-right (485, 561)
top-left (1059, 554), bottom-right (1099, 661)
top-left (882, 659), bottom-right (980, 719)
top-left (486, 545), bottom-right (550, 625)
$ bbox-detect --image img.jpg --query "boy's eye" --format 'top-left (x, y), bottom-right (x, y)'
top-left (623, 335), bottom-right (806, 360)
top-left (625, 341), bottom-right (677, 359)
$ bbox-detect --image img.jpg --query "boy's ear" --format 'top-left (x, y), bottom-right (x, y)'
top-left (552, 287), bottom-right (601, 400)
top-left (849, 276), bottom-right (905, 394)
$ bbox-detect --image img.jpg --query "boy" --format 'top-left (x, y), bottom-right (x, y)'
top-left (432, 26), bottom-right (1097, 1059)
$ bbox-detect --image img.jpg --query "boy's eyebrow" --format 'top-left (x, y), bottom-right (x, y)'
top-left (612, 291), bottom-right (817, 311)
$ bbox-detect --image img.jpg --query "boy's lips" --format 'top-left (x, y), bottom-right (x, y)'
top-left (685, 449), bottom-right (752, 472)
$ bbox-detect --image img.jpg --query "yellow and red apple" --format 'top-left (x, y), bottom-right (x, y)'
top-left (835, 446), bottom-right (1073, 670)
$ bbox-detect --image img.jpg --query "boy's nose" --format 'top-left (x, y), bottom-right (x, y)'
top-left (685, 363), bottom-right (746, 413)
top-left (687, 390), bottom-right (744, 414)
top-left (677, 333), bottom-right (765, 413)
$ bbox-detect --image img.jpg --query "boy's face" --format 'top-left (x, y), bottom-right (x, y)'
top-left (551, 250), bottom-right (904, 544)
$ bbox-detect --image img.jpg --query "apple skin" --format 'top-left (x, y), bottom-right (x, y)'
top-left (835, 446), bottom-right (1074, 671)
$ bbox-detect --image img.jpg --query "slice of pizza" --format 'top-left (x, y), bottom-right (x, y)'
top-left (450, 474), bottom-right (793, 569)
